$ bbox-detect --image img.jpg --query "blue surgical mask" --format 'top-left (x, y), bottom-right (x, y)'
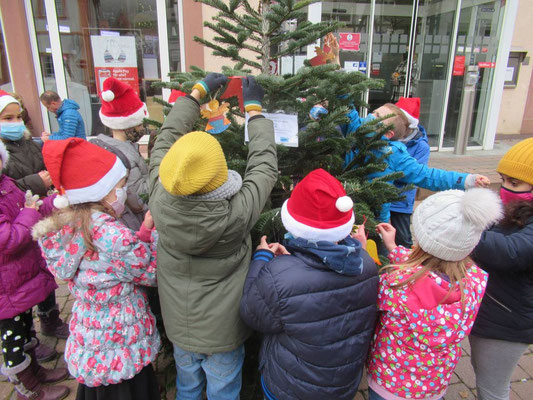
top-left (0, 121), bottom-right (25, 141)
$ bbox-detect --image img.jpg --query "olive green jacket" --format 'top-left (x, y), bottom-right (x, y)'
top-left (149, 96), bottom-right (277, 353)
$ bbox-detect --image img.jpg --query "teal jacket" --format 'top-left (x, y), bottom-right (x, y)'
top-left (50, 99), bottom-right (86, 140)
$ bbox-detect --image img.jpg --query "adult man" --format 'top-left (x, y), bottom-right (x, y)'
top-left (40, 91), bottom-right (86, 141)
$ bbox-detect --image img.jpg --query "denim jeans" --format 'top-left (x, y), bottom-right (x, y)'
top-left (173, 344), bottom-right (245, 400)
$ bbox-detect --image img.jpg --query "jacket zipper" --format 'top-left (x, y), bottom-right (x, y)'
top-left (486, 293), bottom-right (512, 313)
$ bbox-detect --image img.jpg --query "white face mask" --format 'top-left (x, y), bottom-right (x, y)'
top-left (115, 186), bottom-right (128, 205)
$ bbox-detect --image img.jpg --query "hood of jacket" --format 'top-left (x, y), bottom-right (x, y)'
top-left (284, 236), bottom-right (364, 276)
top-left (404, 124), bottom-right (428, 149)
top-left (58, 99), bottom-right (80, 114)
top-left (33, 210), bottom-right (96, 280)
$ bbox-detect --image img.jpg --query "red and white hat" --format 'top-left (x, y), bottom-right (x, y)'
top-left (42, 138), bottom-right (127, 206)
top-left (0, 90), bottom-right (19, 114)
top-left (395, 97), bottom-right (420, 130)
top-left (99, 78), bottom-right (149, 130)
top-left (281, 168), bottom-right (355, 242)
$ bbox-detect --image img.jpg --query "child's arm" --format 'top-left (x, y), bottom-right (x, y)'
top-left (240, 246), bottom-right (284, 334)
top-left (472, 224), bottom-right (533, 273)
top-left (149, 73), bottom-right (228, 196)
top-left (232, 77), bottom-right (279, 233)
top-left (0, 200), bottom-right (41, 255)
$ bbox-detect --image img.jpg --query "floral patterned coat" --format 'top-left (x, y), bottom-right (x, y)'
top-left (367, 246), bottom-right (487, 399)
top-left (33, 211), bottom-right (160, 387)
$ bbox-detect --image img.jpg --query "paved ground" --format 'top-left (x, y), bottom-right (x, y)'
top-left (1, 136), bottom-right (532, 399)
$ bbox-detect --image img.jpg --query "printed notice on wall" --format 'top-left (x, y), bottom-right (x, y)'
top-left (91, 35), bottom-right (140, 96)
top-left (244, 112), bottom-right (298, 147)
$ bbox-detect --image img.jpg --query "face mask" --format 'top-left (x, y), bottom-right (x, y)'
top-left (500, 186), bottom-right (533, 205)
top-left (0, 121), bottom-right (25, 141)
top-left (125, 127), bottom-right (146, 143)
top-left (108, 187), bottom-right (127, 216)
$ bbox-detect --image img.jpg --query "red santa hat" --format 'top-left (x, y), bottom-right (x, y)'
top-left (281, 168), bottom-right (355, 242)
top-left (168, 89), bottom-right (187, 104)
top-left (0, 90), bottom-right (20, 114)
top-left (42, 138), bottom-right (127, 207)
top-left (395, 97), bottom-right (420, 130)
top-left (99, 78), bottom-right (149, 130)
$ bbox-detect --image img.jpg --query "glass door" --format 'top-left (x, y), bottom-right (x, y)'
top-left (442, 0), bottom-right (504, 147)
top-left (413, 0), bottom-right (458, 147)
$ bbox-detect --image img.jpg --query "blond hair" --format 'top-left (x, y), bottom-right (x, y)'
top-left (383, 246), bottom-right (471, 305)
top-left (382, 103), bottom-right (410, 139)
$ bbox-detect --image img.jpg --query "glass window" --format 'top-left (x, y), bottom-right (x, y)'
top-left (414, 0), bottom-right (457, 147)
top-left (0, 20), bottom-right (11, 91)
top-left (443, 0), bottom-right (504, 147)
top-left (166, 0), bottom-right (182, 73)
top-left (32, 0), bottom-right (178, 137)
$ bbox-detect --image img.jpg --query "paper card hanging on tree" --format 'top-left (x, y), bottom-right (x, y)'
top-left (309, 44), bottom-right (334, 66)
top-left (366, 239), bottom-right (382, 266)
top-left (200, 99), bottom-right (231, 134)
top-left (167, 89), bottom-right (187, 104)
top-left (220, 76), bottom-right (245, 112)
top-left (244, 112), bottom-right (298, 147)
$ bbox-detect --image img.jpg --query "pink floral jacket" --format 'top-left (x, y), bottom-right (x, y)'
top-left (34, 211), bottom-right (160, 387)
top-left (367, 246), bottom-right (487, 399)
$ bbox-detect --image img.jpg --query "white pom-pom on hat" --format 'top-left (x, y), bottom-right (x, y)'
top-left (336, 196), bottom-right (353, 213)
top-left (101, 90), bottom-right (115, 102)
top-left (53, 195), bottom-right (69, 209)
top-left (461, 187), bottom-right (503, 230)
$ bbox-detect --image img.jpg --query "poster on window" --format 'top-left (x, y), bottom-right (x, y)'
top-left (338, 33), bottom-right (361, 51)
top-left (90, 35), bottom-right (140, 97)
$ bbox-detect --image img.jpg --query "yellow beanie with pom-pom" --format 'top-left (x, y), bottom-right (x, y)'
top-left (159, 131), bottom-right (228, 196)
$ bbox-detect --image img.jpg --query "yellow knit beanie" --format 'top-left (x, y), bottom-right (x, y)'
top-left (497, 138), bottom-right (533, 186)
top-left (159, 131), bottom-right (228, 196)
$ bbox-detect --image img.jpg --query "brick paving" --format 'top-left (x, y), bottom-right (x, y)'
top-left (1, 137), bottom-right (533, 399)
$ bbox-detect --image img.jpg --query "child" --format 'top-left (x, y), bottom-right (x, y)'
top-left (0, 140), bottom-right (70, 400)
top-left (33, 138), bottom-right (160, 399)
top-left (0, 90), bottom-right (69, 345)
top-left (469, 138), bottom-right (533, 400)
top-left (367, 188), bottom-right (503, 400)
top-left (341, 103), bottom-right (490, 222)
top-left (95, 77), bottom-right (150, 231)
top-left (240, 168), bottom-right (379, 400)
top-left (389, 97), bottom-right (430, 248)
top-left (149, 73), bottom-right (277, 399)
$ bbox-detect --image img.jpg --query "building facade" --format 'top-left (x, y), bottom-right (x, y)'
top-left (0, 0), bottom-right (528, 151)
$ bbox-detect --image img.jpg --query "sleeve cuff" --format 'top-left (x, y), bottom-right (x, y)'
top-left (252, 249), bottom-right (274, 262)
top-left (185, 94), bottom-right (200, 107)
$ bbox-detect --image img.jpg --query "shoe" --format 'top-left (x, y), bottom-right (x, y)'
top-left (33, 343), bottom-right (57, 363)
top-left (1, 356), bottom-right (70, 400)
top-left (37, 305), bottom-right (69, 339)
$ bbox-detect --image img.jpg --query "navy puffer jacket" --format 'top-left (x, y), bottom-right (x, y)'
top-left (471, 217), bottom-right (533, 343)
top-left (240, 237), bottom-right (379, 400)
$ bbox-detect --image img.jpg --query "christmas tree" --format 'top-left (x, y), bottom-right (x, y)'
top-left (149, 0), bottom-right (406, 243)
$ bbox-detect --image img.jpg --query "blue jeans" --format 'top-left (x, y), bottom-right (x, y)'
top-left (173, 344), bottom-right (245, 400)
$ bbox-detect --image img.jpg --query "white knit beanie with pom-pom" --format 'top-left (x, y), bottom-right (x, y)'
top-left (412, 188), bottom-right (503, 261)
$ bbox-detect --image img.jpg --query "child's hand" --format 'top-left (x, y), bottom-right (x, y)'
top-left (376, 223), bottom-right (397, 252)
top-left (38, 170), bottom-right (53, 188)
top-left (475, 175), bottom-right (491, 187)
top-left (243, 76), bottom-right (264, 115)
top-left (350, 224), bottom-right (367, 249)
top-left (269, 243), bottom-right (290, 256)
top-left (143, 210), bottom-right (154, 230)
top-left (41, 132), bottom-right (50, 143)
top-left (24, 190), bottom-right (43, 210)
top-left (192, 73), bottom-right (228, 100)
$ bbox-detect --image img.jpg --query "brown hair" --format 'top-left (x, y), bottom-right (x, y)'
top-left (40, 90), bottom-right (61, 104)
top-left (500, 200), bottom-right (533, 229)
top-left (382, 103), bottom-right (410, 139)
top-left (383, 245), bottom-right (471, 305)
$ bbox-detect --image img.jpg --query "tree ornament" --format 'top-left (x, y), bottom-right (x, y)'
top-left (201, 99), bottom-right (231, 134)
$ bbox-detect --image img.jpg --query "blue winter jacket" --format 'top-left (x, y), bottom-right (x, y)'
top-left (390, 125), bottom-right (430, 214)
top-left (240, 237), bottom-right (378, 400)
top-left (50, 99), bottom-right (86, 140)
top-left (341, 108), bottom-right (468, 221)
top-left (471, 216), bottom-right (533, 343)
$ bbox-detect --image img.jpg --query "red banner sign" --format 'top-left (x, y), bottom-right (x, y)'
top-left (478, 62), bottom-right (496, 68)
top-left (453, 55), bottom-right (466, 76)
top-left (338, 33), bottom-right (361, 51)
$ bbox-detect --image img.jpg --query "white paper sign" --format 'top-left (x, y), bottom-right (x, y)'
top-left (505, 67), bottom-right (514, 82)
top-left (245, 112), bottom-right (298, 147)
top-left (344, 61), bottom-right (359, 72)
